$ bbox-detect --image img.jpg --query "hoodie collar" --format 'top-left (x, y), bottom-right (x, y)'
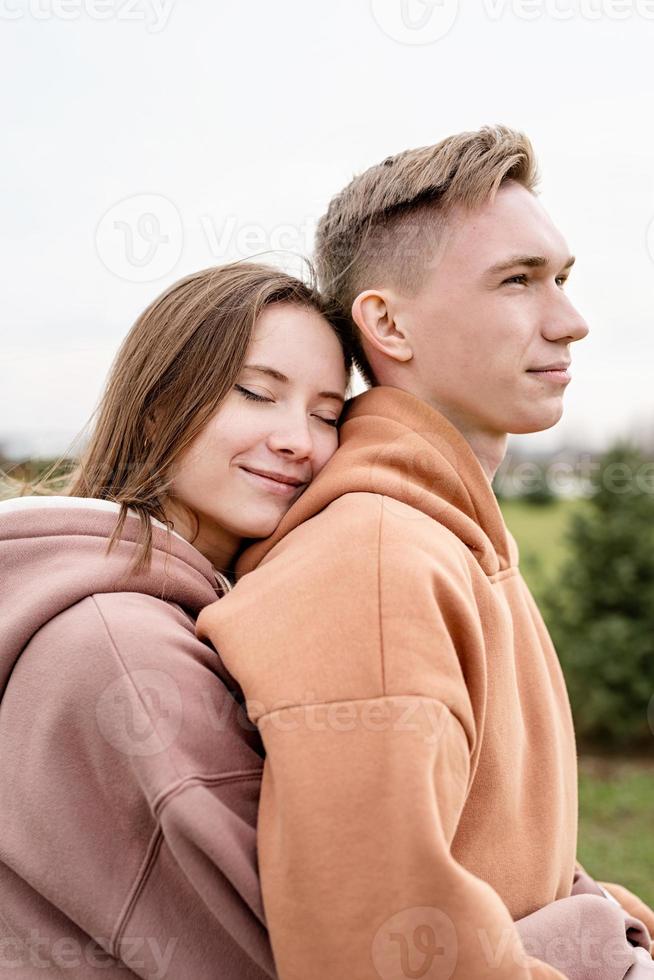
top-left (0, 497), bottom-right (228, 698)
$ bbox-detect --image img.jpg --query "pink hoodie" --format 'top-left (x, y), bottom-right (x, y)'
top-left (0, 496), bottom-right (273, 979)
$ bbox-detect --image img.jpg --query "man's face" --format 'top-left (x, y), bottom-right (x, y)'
top-left (392, 180), bottom-right (589, 436)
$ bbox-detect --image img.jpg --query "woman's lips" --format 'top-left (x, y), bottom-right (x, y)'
top-left (238, 466), bottom-right (305, 497)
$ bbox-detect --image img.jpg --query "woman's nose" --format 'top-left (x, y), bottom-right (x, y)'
top-left (266, 417), bottom-right (314, 459)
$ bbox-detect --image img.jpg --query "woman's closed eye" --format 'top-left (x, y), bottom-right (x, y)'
top-left (235, 383), bottom-right (272, 403)
top-left (235, 384), bottom-right (340, 427)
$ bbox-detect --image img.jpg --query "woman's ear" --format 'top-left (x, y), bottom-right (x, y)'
top-left (351, 290), bottom-right (413, 364)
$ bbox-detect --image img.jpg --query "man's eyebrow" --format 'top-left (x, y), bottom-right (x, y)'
top-left (242, 364), bottom-right (345, 403)
top-left (485, 254), bottom-right (576, 276)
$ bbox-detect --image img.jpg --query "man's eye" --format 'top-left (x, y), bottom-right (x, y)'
top-left (503, 274), bottom-right (528, 285)
top-left (235, 384), bottom-right (272, 403)
top-left (503, 273), bottom-right (569, 287)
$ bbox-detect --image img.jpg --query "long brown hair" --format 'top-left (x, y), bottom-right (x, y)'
top-left (28, 261), bottom-right (353, 571)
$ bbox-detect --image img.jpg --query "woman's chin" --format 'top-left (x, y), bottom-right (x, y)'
top-left (239, 505), bottom-right (295, 542)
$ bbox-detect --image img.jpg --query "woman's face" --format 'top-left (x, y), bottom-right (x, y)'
top-left (165, 302), bottom-right (348, 568)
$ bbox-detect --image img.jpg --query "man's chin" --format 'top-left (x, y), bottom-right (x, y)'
top-left (507, 400), bottom-right (565, 435)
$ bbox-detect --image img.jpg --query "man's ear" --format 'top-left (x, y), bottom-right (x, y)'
top-left (351, 290), bottom-right (413, 364)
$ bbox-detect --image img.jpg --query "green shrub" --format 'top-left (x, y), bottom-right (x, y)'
top-left (543, 445), bottom-right (654, 749)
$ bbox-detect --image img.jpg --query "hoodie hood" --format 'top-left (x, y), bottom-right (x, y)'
top-left (236, 386), bottom-right (513, 578)
top-left (0, 496), bottom-right (224, 697)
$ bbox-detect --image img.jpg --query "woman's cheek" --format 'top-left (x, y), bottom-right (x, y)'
top-left (314, 429), bottom-right (339, 475)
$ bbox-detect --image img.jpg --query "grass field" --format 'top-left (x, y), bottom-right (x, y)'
top-left (578, 756), bottom-right (654, 908)
top-left (500, 499), bottom-right (654, 909)
top-left (499, 497), bottom-right (588, 600)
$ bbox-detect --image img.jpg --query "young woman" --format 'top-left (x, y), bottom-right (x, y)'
top-left (0, 262), bottom-right (353, 979)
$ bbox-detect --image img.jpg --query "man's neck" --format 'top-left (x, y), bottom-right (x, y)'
top-left (420, 395), bottom-right (508, 482)
top-left (464, 432), bottom-right (508, 483)
top-left (372, 383), bottom-right (508, 482)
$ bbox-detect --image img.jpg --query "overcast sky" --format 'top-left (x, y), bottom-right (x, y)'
top-left (2, 0), bottom-right (654, 459)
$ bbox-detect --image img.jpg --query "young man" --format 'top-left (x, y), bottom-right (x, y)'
top-left (197, 126), bottom-right (654, 979)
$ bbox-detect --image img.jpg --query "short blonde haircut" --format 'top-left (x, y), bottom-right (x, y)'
top-left (314, 125), bottom-right (540, 385)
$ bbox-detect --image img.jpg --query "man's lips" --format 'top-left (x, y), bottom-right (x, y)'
top-left (238, 465), bottom-right (307, 496)
top-left (527, 362), bottom-right (571, 384)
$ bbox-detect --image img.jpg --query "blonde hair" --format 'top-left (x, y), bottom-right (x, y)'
top-left (315, 125), bottom-right (540, 385)
top-left (18, 261), bottom-right (352, 572)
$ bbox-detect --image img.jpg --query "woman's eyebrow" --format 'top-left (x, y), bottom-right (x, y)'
top-left (242, 364), bottom-right (345, 403)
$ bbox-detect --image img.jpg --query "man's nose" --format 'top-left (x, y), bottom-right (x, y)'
top-left (567, 304), bottom-right (590, 343)
top-left (544, 294), bottom-right (590, 344)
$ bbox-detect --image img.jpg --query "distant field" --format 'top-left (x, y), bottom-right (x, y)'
top-left (499, 498), bottom-right (588, 599)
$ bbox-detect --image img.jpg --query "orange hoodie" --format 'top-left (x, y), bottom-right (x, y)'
top-left (197, 386), bottom-right (653, 980)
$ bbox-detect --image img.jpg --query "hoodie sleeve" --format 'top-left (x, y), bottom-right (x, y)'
top-left (512, 862), bottom-right (653, 979)
top-left (595, 883), bottom-right (654, 958)
top-left (196, 493), bottom-right (578, 980)
top-left (514, 894), bottom-right (652, 980)
top-left (572, 863), bottom-right (654, 958)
